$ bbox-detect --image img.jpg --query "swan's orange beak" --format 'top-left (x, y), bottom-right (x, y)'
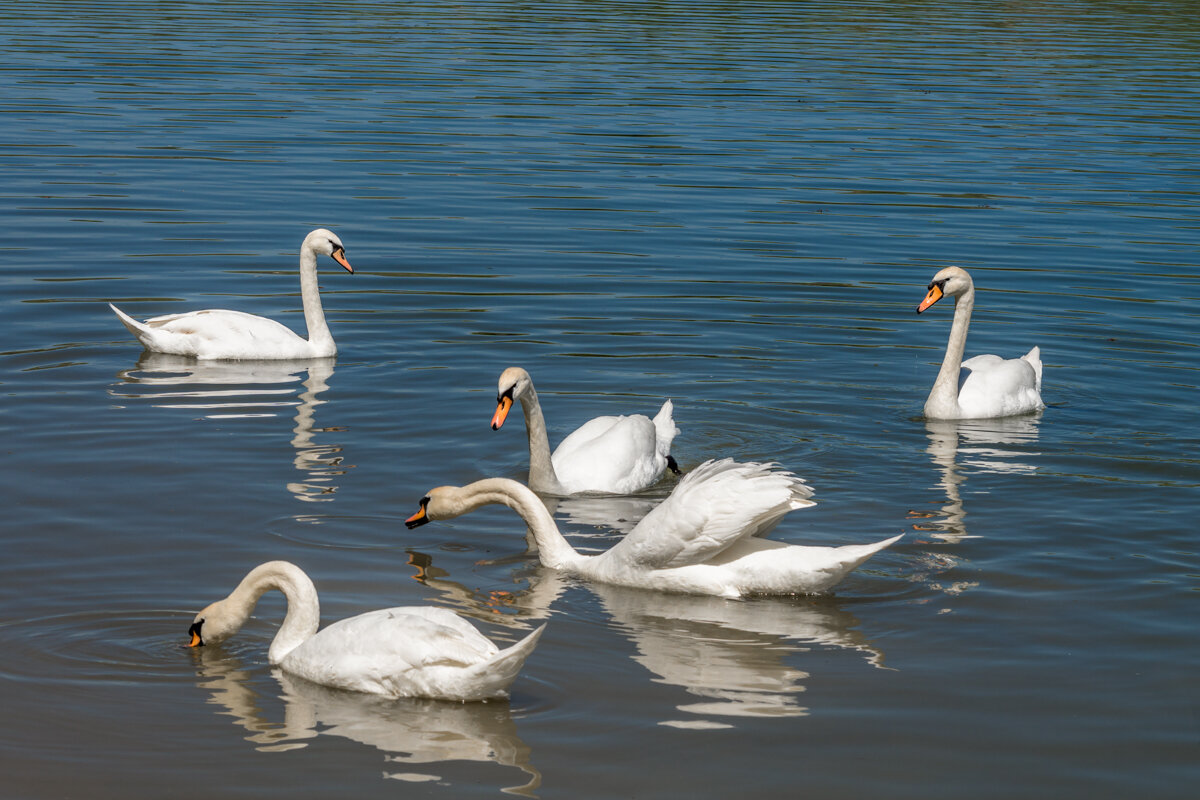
top-left (491, 395), bottom-right (513, 430)
top-left (405, 503), bottom-right (430, 529)
top-left (331, 248), bottom-right (354, 274)
top-left (917, 284), bottom-right (944, 313)
top-left (187, 621), bottom-right (204, 648)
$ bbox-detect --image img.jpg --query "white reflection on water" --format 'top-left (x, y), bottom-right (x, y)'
top-left (588, 583), bottom-right (887, 726)
top-left (908, 415), bottom-right (1042, 601)
top-left (110, 354), bottom-right (349, 502)
top-left (191, 652), bottom-right (540, 795)
top-left (914, 415), bottom-right (1043, 543)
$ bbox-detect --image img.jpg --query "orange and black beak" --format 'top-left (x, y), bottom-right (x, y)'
top-left (405, 497), bottom-right (431, 529)
top-left (491, 388), bottom-right (514, 431)
top-left (331, 246), bottom-right (354, 274)
top-left (187, 620), bottom-right (204, 648)
top-left (917, 282), bottom-right (944, 314)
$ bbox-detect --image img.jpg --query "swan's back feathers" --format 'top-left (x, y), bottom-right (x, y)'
top-left (282, 606), bottom-right (543, 700)
top-left (109, 303), bottom-right (311, 359)
top-left (551, 409), bottom-right (673, 495)
top-left (609, 459), bottom-right (814, 570)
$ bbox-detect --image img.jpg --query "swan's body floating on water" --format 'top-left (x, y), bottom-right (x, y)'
top-left (917, 266), bottom-right (1044, 420)
top-left (110, 229), bottom-right (353, 360)
top-left (406, 459), bottom-right (901, 598)
top-left (188, 561), bottom-right (544, 702)
top-left (490, 366), bottom-right (680, 496)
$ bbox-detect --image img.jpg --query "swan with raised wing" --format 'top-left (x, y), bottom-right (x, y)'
top-left (187, 561), bottom-right (544, 702)
top-left (111, 228), bottom-right (353, 360)
top-left (917, 266), bottom-right (1044, 419)
top-left (406, 459), bottom-right (901, 598)
top-left (490, 366), bottom-right (680, 496)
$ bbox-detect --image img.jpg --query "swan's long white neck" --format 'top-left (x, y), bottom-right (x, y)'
top-left (926, 285), bottom-right (974, 417)
top-left (298, 245), bottom-right (334, 353)
top-left (447, 478), bottom-right (579, 569)
top-left (210, 561), bottom-right (320, 664)
top-left (515, 385), bottom-right (565, 494)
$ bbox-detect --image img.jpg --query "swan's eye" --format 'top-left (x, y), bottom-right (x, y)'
top-left (497, 386), bottom-right (514, 404)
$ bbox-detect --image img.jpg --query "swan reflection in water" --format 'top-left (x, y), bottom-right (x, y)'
top-left (589, 582), bottom-right (887, 727)
top-left (908, 415), bottom-right (1042, 597)
top-left (405, 543), bottom-right (887, 730)
top-left (111, 353), bottom-right (350, 502)
top-left (190, 650), bottom-right (540, 795)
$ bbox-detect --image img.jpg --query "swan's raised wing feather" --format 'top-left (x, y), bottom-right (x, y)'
top-left (605, 459), bottom-right (814, 569)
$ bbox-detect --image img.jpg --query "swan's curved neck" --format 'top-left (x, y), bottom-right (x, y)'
top-left (298, 247), bottom-right (334, 351)
top-left (220, 561), bottom-right (320, 664)
top-left (927, 287), bottom-right (974, 416)
top-left (516, 385), bottom-right (564, 494)
top-left (451, 479), bottom-right (579, 568)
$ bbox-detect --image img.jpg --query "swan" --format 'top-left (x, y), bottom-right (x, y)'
top-left (187, 561), bottom-right (545, 702)
top-left (490, 366), bottom-right (680, 496)
top-left (405, 459), bottom-right (902, 598)
top-left (110, 229), bottom-right (353, 360)
top-left (917, 266), bottom-right (1044, 419)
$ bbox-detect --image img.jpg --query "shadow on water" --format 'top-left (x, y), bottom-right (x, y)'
top-left (109, 353), bottom-right (350, 503)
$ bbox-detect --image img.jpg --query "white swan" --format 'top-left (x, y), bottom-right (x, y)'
top-left (917, 266), bottom-right (1044, 419)
top-left (110, 229), bottom-right (353, 360)
top-left (490, 366), bottom-right (680, 496)
top-left (406, 459), bottom-right (902, 598)
top-left (187, 561), bottom-right (544, 702)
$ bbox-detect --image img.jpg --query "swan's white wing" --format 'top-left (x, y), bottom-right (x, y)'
top-left (551, 413), bottom-right (662, 493)
top-left (146, 309), bottom-right (301, 343)
top-left (284, 607), bottom-right (500, 692)
top-left (605, 459), bottom-right (814, 570)
top-left (959, 353), bottom-right (1043, 417)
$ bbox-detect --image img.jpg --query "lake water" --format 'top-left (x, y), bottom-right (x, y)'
top-left (1, 1), bottom-right (1197, 797)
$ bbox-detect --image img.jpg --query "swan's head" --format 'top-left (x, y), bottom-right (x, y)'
top-left (492, 366), bottom-right (533, 430)
top-left (917, 266), bottom-right (973, 313)
top-left (405, 486), bottom-right (464, 529)
top-left (187, 599), bottom-right (239, 648)
top-left (303, 228), bottom-right (354, 274)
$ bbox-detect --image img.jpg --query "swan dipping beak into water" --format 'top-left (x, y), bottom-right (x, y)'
top-left (188, 560), bottom-right (544, 702)
top-left (405, 459), bottom-right (901, 599)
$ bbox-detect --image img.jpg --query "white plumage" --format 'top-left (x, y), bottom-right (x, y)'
top-left (110, 229), bottom-right (353, 360)
top-left (407, 459), bottom-right (901, 599)
top-left (188, 561), bottom-right (543, 702)
top-left (490, 366), bottom-right (679, 496)
top-left (917, 266), bottom-right (1044, 419)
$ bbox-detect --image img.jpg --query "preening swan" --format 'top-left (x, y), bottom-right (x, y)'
top-left (406, 459), bottom-right (901, 598)
top-left (917, 266), bottom-right (1044, 419)
top-left (187, 561), bottom-right (544, 702)
top-left (110, 229), bottom-right (353, 360)
top-left (491, 366), bottom-right (680, 496)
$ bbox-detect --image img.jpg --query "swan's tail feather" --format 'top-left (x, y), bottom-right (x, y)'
top-left (652, 398), bottom-right (680, 456)
top-left (468, 624), bottom-right (546, 699)
top-left (109, 302), bottom-right (150, 340)
top-left (1022, 346), bottom-right (1043, 393)
top-left (833, 533), bottom-right (903, 575)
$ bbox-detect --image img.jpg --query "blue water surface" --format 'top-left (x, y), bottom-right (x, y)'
top-left (0, 2), bottom-right (1197, 798)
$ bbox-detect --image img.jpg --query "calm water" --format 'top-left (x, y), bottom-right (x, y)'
top-left (1, 1), bottom-right (1197, 797)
